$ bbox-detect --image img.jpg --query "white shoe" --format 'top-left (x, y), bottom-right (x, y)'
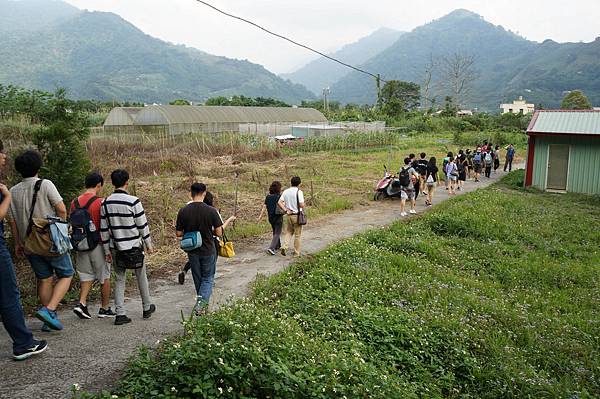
top-left (400, 211), bottom-right (407, 217)
top-left (409, 209), bottom-right (417, 214)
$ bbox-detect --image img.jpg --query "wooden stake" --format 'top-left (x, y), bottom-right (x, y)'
top-left (233, 172), bottom-right (239, 230)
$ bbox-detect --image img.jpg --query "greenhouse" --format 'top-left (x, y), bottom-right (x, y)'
top-left (103, 107), bottom-right (143, 134)
top-left (131, 105), bottom-right (328, 135)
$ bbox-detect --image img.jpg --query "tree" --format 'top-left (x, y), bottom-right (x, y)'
top-left (170, 99), bottom-right (191, 105)
top-left (380, 80), bottom-right (421, 117)
top-left (422, 55), bottom-right (439, 110)
top-left (561, 90), bottom-right (592, 110)
top-left (440, 53), bottom-right (477, 108)
top-left (33, 89), bottom-right (90, 202)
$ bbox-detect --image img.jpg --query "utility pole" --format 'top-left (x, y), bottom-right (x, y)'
top-left (322, 87), bottom-right (330, 113)
top-left (376, 74), bottom-right (382, 110)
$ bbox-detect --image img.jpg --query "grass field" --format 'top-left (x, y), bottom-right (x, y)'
top-left (78, 171), bottom-right (599, 398)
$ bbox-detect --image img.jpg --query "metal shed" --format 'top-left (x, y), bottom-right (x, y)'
top-left (525, 110), bottom-right (600, 194)
top-left (133, 105), bottom-right (328, 135)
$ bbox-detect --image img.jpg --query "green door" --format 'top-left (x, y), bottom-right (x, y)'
top-left (547, 144), bottom-right (570, 190)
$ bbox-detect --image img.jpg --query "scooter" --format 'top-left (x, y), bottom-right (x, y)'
top-left (374, 165), bottom-right (403, 200)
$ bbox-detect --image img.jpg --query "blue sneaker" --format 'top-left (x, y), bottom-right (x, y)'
top-left (35, 307), bottom-right (64, 331)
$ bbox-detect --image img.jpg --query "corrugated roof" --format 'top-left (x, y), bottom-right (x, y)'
top-left (528, 110), bottom-right (600, 135)
top-left (134, 105), bottom-right (327, 125)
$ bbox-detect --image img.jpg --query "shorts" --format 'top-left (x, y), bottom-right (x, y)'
top-left (26, 253), bottom-right (74, 279)
top-left (474, 164), bottom-right (482, 173)
top-left (75, 245), bottom-right (110, 282)
top-left (401, 188), bottom-right (415, 200)
top-left (449, 175), bottom-right (458, 181)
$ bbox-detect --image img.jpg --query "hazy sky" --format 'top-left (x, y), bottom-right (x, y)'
top-left (64, 0), bottom-right (600, 74)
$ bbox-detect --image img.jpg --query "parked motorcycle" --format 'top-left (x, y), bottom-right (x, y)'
top-left (374, 165), bottom-right (403, 200)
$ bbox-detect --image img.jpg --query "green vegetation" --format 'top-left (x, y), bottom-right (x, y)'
top-left (205, 95), bottom-right (291, 108)
top-left (331, 9), bottom-right (600, 110)
top-left (80, 178), bottom-right (600, 398)
top-left (561, 90), bottom-right (593, 110)
top-left (0, 1), bottom-right (314, 104)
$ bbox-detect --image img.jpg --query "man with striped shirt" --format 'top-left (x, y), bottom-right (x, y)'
top-left (100, 169), bottom-right (156, 326)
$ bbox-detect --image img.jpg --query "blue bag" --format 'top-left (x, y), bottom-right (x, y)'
top-left (180, 231), bottom-right (202, 252)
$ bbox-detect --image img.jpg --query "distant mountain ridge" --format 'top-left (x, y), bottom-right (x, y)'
top-left (0, 0), bottom-right (315, 104)
top-left (282, 28), bottom-right (404, 95)
top-left (330, 9), bottom-right (600, 110)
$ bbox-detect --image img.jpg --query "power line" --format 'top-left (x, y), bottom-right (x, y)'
top-left (193, 0), bottom-right (386, 83)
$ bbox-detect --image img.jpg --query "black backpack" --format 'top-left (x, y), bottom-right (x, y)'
top-left (399, 167), bottom-right (411, 187)
top-left (70, 196), bottom-right (100, 251)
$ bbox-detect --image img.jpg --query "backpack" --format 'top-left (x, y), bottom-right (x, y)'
top-left (473, 153), bottom-right (482, 164)
top-left (484, 152), bottom-right (493, 165)
top-left (70, 196), bottom-right (101, 252)
top-left (417, 159), bottom-right (428, 175)
top-left (399, 167), bottom-right (411, 187)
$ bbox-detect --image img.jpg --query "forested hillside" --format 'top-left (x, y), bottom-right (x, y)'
top-left (0, 0), bottom-right (314, 104)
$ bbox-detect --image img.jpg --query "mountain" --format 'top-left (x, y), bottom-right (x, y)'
top-left (0, 0), bottom-right (314, 104)
top-left (0, 0), bottom-right (78, 33)
top-left (282, 28), bottom-right (404, 95)
top-left (330, 9), bottom-right (600, 110)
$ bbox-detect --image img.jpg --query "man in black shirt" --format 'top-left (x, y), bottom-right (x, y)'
top-left (176, 183), bottom-right (223, 315)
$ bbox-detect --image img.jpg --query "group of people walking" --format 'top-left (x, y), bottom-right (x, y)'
top-left (0, 144), bottom-right (162, 360)
top-left (0, 139), bottom-right (309, 361)
top-left (395, 143), bottom-right (515, 215)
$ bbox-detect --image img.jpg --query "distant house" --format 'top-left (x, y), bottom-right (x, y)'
top-left (525, 110), bottom-right (600, 194)
top-left (501, 96), bottom-right (535, 115)
top-left (457, 110), bottom-right (473, 117)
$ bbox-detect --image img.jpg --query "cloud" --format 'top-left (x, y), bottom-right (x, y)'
top-left (64, 0), bottom-right (600, 74)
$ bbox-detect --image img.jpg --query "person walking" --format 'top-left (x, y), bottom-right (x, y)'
top-left (442, 152), bottom-right (453, 190)
top-left (70, 173), bottom-right (116, 319)
top-left (446, 157), bottom-right (458, 194)
top-left (504, 144), bottom-right (515, 172)
top-left (493, 145), bottom-right (501, 173)
top-left (415, 153), bottom-right (428, 197)
top-left (278, 176), bottom-right (305, 257)
top-left (399, 158), bottom-right (420, 216)
top-left (424, 157), bottom-right (439, 206)
top-left (177, 191), bottom-right (234, 285)
top-left (457, 155), bottom-right (467, 190)
top-left (0, 141), bottom-right (48, 360)
top-left (8, 150), bottom-right (74, 332)
top-left (100, 169), bottom-right (156, 326)
top-left (472, 147), bottom-right (483, 182)
top-left (176, 183), bottom-right (223, 316)
top-left (257, 181), bottom-right (284, 256)
top-left (484, 150), bottom-right (493, 178)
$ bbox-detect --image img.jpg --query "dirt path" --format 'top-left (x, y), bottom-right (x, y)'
top-left (0, 169), bottom-right (514, 398)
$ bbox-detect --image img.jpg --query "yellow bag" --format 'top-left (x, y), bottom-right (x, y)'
top-left (218, 234), bottom-right (235, 258)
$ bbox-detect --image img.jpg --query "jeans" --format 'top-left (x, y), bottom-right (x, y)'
top-left (26, 253), bottom-right (74, 279)
top-left (504, 157), bottom-right (513, 172)
top-left (269, 220), bottom-right (282, 251)
top-left (0, 243), bottom-right (34, 352)
top-left (187, 252), bottom-right (217, 305)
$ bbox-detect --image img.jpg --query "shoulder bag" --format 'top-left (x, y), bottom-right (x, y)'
top-left (180, 231), bottom-right (202, 252)
top-left (23, 179), bottom-right (61, 257)
top-left (296, 189), bottom-right (307, 226)
top-left (103, 201), bottom-right (144, 269)
top-left (218, 232), bottom-right (235, 258)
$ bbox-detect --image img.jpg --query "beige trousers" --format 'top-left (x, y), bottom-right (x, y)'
top-left (282, 215), bottom-right (303, 255)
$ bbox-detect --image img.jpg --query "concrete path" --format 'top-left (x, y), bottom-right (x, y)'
top-left (0, 168), bottom-right (514, 398)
